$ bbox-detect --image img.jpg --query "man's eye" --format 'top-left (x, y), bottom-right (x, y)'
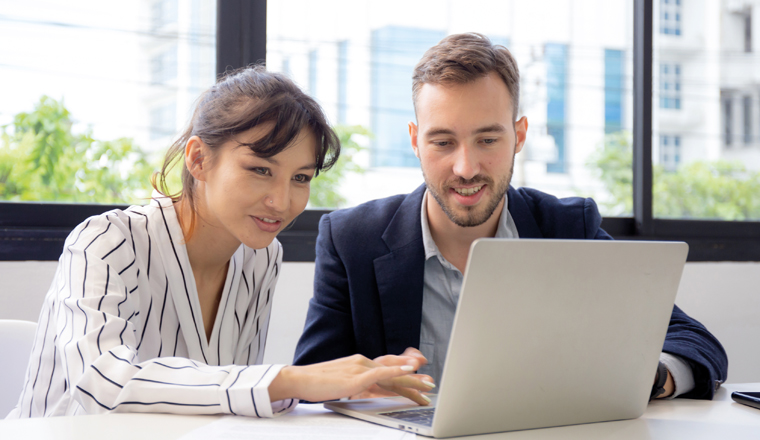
top-left (434, 141), bottom-right (450, 147)
top-left (293, 174), bottom-right (313, 183)
top-left (482, 138), bottom-right (497, 145)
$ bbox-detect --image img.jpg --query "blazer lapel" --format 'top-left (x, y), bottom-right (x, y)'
top-left (373, 185), bottom-right (427, 355)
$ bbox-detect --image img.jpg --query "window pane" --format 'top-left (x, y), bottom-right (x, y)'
top-left (0, 0), bottom-right (216, 205)
top-left (268, 0), bottom-right (633, 216)
top-left (654, 1), bottom-right (760, 220)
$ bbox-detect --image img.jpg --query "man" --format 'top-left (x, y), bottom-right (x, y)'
top-left (294, 33), bottom-right (727, 402)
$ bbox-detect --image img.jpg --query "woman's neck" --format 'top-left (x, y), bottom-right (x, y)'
top-left (175, 195), bottom-right (240, 279)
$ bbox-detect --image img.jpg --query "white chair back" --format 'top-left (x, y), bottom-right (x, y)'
top-left (0, 320), bottom-right (37, 418)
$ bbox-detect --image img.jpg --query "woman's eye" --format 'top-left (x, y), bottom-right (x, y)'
top-left (293, 174), bottom-right (312, 183)
top-left (250, 167), bottom-right (270, 176)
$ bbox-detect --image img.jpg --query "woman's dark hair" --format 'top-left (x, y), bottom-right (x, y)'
top-left (152, 64), bottom-right (340, 238)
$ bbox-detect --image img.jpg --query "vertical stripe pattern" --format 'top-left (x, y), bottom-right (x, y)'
top-left (7, 193), bottom-right (294, 419)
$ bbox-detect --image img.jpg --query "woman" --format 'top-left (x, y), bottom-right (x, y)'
top-left (8, 66), bottom-right (433, 418)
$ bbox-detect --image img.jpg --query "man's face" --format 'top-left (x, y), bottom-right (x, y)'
top-left (410, 72), bottom-right (527, 227)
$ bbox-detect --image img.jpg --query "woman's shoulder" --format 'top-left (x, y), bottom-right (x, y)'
top-left (63, 204), bottom-right (152, 260)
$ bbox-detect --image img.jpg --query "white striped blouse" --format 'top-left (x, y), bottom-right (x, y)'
top-left (7, 194), bottom-right (296, 418)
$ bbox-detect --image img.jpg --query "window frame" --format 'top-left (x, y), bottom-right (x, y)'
top-left (1, 0), bottom-right (759, 263)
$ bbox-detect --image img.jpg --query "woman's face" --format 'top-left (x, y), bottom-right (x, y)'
top-left (198, 125), bottom-right (317, 250)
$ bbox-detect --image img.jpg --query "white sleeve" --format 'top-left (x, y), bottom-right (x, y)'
top-left (659, 352), bottom-right (695, 399)
top-left (56, 244), bottom-right (291, 418)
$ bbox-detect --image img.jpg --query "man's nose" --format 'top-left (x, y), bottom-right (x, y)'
top-left (452, 144), bottom-right (480, 181)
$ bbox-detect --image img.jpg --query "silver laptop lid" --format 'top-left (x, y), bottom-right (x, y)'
top-left (432, 239), bottom-right (688, 437)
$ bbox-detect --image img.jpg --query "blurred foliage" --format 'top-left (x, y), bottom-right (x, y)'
top-left (308, 124), bottom-right (368, 208)
top-left (1, 97), bottom-right (365, 208)
top-left (0, 96), bottom-right (154, 204)
top-left (589, 131), bottom-right (760, 220)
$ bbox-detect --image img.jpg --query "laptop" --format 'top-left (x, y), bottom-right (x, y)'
top-left (325, 239), bottom-right (689, 438)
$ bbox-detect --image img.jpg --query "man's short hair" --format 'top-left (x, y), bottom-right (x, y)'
top-left (412, 32), bottom-right (520, 121)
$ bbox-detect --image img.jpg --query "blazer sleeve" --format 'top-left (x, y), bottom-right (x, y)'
top-left (661, 305), bottom-right (728, 399)
top-left (293, 214), bottom-right (357, 366)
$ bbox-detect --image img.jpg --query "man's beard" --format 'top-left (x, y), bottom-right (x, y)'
top-left (423, 158), bottom-right (514, 228)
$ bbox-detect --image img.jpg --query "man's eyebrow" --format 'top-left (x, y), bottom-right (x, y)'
top-left (423, 124), bottom-right (507, 138)
top-left (473, 124), bottom-right (508, 135)
top-left (424, 128), bottom-right (456, 137)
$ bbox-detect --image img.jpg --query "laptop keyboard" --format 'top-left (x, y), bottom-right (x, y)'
top-left (379, 408), bottom-right (436, 427)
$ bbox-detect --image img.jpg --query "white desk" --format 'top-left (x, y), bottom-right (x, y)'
top-left (2, 383), bottom-right (759, 439)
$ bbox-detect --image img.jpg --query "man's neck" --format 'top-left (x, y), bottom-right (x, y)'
top-left (426, 194), bottom-right (504, 273)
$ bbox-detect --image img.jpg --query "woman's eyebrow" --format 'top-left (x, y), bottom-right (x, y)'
top-left (259, 156), bottom-right (317, 171)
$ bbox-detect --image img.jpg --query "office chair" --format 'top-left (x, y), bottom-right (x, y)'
top-left (0, 320), bottom-right (37, 418)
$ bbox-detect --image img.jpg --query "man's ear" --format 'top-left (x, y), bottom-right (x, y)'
top-left (184, 136), bottom-right (208, 181)
top-left (514, 116), bottom-right (528, 154)
top-left (409, 122), bottom-right (420, 159)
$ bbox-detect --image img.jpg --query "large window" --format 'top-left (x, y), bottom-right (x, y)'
top-left (267, 0), bottom-right (634, 215)
top-left (654, 0), bottom-right (760, 221)
top-left (2, 0), bottom-right (760, 262)
top-left (0, 0), bottom-right (216, 205)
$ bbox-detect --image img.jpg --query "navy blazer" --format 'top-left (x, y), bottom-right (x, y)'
top-left (294, 184), bottom-right (728, 399)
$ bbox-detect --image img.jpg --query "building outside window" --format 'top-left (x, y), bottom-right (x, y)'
top-left (659, 63), bottom-right (681, 109)
top-left (370, 26), bottom-right (444, 168)
top-left (723, 96), bottom-right (733, 147)
top-left (545, 43), bottom-right (568, 174)
top-left (745, 10), bottom-right (752, 53)
top-left (660, 0), bottom-right (682, 36)
top-left (743, 95), bottom-right (752, 145)
top-left (604, 49), bottom-right (624, 134)
top-left (149, 102), bottom-right (177, 140)
top-left (659, 135), bottom-right (681, 172)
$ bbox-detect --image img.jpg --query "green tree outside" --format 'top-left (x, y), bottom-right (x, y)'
top-left (588, 131), bottom-right (760, 220)
top-left (0, 96), bottom-right (154, 204)
top-left (1, 96), bottom-right (365, 208)
top-left (308, 125), bottom-right (368, 208)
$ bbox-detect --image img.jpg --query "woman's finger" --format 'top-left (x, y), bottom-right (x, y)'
top-left (383, 386), bottom-right (432, 406)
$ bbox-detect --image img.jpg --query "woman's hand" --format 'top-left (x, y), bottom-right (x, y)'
top-left (268, 351), bottom-right (435, 405)
top-left (350, 347), bottom-right (435, 405)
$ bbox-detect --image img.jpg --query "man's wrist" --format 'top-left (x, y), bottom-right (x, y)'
top-left (650, 361), bottom-right (668, 400)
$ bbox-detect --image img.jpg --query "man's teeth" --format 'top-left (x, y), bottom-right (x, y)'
top-left (454, 186), bottom-right (482, 196)
top-left (259, 217), bottom-right (278, 224)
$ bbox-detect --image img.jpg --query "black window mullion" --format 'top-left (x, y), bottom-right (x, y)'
top-left (216, 0), bottom-right (267, 76)
top-left (632, 0), bottom-right (654, 237)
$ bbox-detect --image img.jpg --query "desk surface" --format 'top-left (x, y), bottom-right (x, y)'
top-left (2, 383), bottom-right (759, 439)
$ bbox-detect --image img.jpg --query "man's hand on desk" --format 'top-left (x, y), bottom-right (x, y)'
top-left (350, 347), bottom-right (436, 405)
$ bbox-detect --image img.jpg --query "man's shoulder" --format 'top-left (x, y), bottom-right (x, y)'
top-left (511, 186), bottom-right (594, 213)
top-left (319, 185), bottom-right (426, 253)
top-left (509, 186), bottom-right (605, 239)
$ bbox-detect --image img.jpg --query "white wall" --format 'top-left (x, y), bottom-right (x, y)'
top-left (1, 260), bottom-right (758, 383)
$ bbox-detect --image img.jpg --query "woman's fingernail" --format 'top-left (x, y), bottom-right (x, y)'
top-left (401, 365), bottom-right (415, 371)
top-left (420, 394), bottom-right (432, 403)
top-left (422, 380), bottom-right (436, 388)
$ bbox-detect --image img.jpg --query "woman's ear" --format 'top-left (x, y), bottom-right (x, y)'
top-left (184, 136), bottom-right (207, 181)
